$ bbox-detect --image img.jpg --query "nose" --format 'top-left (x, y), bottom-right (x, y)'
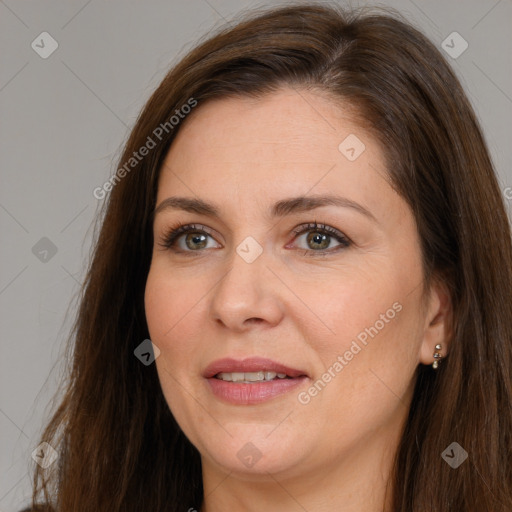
top-left (209, 244), bottom-right (285, 332)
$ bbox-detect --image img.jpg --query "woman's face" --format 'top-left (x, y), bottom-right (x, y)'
top-left (145, 88), bottom-right (447, 482)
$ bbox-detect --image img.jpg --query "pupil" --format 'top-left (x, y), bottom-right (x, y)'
top-left (186, 233), bottom-right (207, 250)
top-left (307, 231), bottom-right (329, 250)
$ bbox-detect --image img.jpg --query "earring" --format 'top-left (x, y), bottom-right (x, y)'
top-left (432, 344), bottom-right (442, 369)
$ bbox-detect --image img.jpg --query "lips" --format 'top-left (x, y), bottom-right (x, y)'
top-left (203, 357), bottom-right (308, 379)
top-left (203, 357), bottom-right (309, 405)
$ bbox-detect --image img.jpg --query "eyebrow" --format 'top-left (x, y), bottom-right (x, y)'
top-left (153, 194), bottom-right (376, 222)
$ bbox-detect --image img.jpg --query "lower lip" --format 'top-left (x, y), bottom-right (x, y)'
top-left (206, 376), bottom-right (308, 405)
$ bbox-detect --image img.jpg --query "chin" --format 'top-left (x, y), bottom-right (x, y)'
top-left (197, 425), bottom-right (309, 477)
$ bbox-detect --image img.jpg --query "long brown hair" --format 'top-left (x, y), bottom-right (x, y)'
top-left (29, 3), bottom-right (512, 511)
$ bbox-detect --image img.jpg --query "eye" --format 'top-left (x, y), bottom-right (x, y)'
top-left (289, 222), bottom-right (351, 255)
top-left (157, 221), bottom-right (351, 256)
top-left (158, 223), bottom-right (221, 254)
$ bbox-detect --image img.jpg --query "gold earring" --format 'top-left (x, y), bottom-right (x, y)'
top-left (432, 344), bottom-right (442, 369)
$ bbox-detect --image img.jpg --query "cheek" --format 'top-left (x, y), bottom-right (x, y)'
top-left (144, 267), bottom-right (202, 415)
top-left (144, 270), bottom-right (173, 342)
top-left (144, 263), bottom-right (201, 343)
top-left (307, 283), bottom-right (422, 441)
top-left (144, 268), bottom-right (199, 399)
top-left (306, 266), bottom-right (399, 349)
top-left (310, 261), bottom-right (423, 388)
top-left (144, 261), bottom-right (221, 383)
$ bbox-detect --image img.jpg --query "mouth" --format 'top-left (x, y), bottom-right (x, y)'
top-left (203, 356), bottom-right (308, 379)
top-left (214, 371), bottom-right (293, 383)
top-left (203, 357), bottom-right (309, 405)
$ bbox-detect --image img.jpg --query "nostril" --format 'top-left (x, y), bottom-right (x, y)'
top-left (245, 317), bottom-right (264, 324)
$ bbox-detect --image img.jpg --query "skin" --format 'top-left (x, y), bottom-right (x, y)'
top-left (144, 88), bottom-right (452, 512)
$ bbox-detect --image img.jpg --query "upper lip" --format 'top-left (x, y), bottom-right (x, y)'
top-left (203, 357), bottom-right (308, 379)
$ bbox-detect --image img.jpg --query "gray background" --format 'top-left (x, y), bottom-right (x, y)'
top-left (1, 0), bottom-right (511, 509)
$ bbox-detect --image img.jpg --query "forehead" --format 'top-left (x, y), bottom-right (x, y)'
top-left (167, 90), bottom-right (362, 160)
top-left (156, 89), bottom-right (400, 223)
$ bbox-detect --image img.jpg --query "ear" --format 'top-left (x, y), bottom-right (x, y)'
top-left (419, 277), bottom-right (453, 366)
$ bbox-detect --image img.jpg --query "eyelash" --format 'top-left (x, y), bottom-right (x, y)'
top-left (157, 221), bottom-right (351, 257)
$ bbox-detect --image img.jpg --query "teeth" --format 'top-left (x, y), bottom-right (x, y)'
top-left (231, 372), bottom-right (244, 382)
top-left (244, 371), bottom-right (264, 382)
top-left (216, 371), bottom-right (288, 382)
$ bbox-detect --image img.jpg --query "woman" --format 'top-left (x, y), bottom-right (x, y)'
top-left (27, 3), bottom-right (512, 511)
